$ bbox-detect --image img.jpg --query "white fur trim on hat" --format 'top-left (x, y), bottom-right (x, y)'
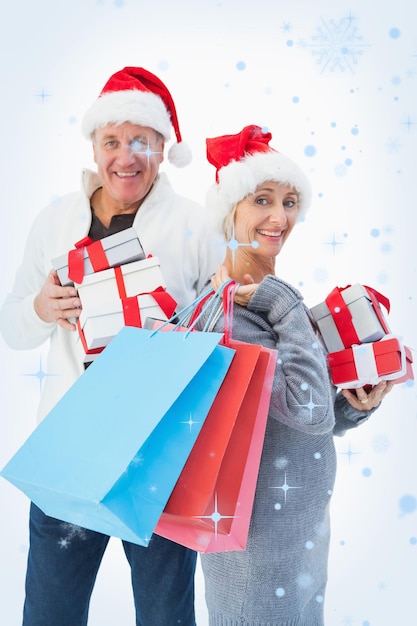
top-left (81, 90), bottom-right (172, 140)
top-left (207, 151), bottom-right (312, 233)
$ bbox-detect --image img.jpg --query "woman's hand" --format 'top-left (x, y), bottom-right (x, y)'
top-left (211, 266), bottom-right (258, 307)
top-left (341, 380), bottom-right (395, 411)
top-left (34, 270), bottom-right (81, 331)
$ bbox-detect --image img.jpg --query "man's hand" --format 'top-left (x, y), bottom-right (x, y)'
top-left (34, 270), bottom-right (81, 331)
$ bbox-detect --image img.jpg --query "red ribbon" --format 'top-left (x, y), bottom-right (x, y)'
top-left (68, 237), bottom-right (110, 284)
top-left (114, 266), bottom-right (177, 328)
top-left (362, 285), bottom-right (391, 333)
top-left (325, 287), bottom-right (360, 349)
top-left (325, 285), bottom-right (391, 349)
top-left (76, 318), bottom-right (103, 357)
top-left (363, 285), bottom-right (390, 314)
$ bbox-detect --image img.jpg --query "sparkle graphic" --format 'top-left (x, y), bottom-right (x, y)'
top-left (35, 88), bottom-right (51, 103)
top-left (293, 386), bottom-right (327, 419)
top-left (322, 232), bottom-right (346, 255)
top-left (130, 139), bottom-right (163, 164)
top-left (193, 493), bottom-right (238, 538)
top-left (400, 115), bottom-right (417, 132)
top-left (338, 442), bottom-right (360, 464)
top-left (301, 12), bottom-right (370, 74)
top-left (271, 472), bottom-right (301, 503)
top-left (226, 223), bottom-right (259, 268)
top-left (181, 412), bottom-right (201, 433)
top-left (22, 355), bottom-right (57, 394)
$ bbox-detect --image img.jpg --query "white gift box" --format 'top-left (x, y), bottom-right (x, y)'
top-left (74, 256), bottom-right (176, 359)
top-left (78, 294), bottom-right (172, 350)
top-left (76, 256), bottom-right (165, 310)
top-left (310, 284), bottom-right (390, 353)
top-left (52, 227), bottom-right (145, 286)
top-left (73, 332), bottom-right (101, 364)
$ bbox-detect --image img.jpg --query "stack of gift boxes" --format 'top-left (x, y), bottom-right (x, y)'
top-left (52, 227), bottom-right (177, 362)
top-left (310, 284), bottom-right (414, 388)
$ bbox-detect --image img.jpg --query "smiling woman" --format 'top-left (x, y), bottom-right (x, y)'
top-left (228, 181), bottom-right (299, 283)
top-left (195, 124), bottom-right (394, 626)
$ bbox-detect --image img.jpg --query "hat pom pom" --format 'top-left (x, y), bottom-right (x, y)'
top-left (168, 141), bottom-right (192, 167)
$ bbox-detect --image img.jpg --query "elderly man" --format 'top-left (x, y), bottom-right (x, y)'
top-left (0, 67), bottom-right (222, 626)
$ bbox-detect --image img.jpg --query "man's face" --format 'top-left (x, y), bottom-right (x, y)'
top-left (92, 122), bottom-right (164, 210)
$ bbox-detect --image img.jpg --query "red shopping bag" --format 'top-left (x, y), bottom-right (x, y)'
top-left (155, 283), bottom-right (277, 552)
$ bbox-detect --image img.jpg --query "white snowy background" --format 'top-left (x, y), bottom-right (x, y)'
top-left (0, 1), bottom-right (416, 625)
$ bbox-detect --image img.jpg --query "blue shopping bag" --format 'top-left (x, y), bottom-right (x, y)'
top-left (1, 325), bottom-right (234, 545)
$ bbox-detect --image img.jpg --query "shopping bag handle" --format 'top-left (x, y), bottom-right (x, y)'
top-left (191, 279), bottom-right (238, 345)
top-left (221, 280), bottom-right (238, 345)
top-left (148, 286), bottom-right (214, 336)
top-left (191, 280), bottom-right (236, 335)
top-left (149, 279), bottom-right (237, 339)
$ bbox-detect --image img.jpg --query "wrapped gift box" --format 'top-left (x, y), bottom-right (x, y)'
top-left (327, 335), bottom-right (413, 388)
top-left (78, 292), bottom-right (176, 350)
top-left (76, 256), bottom-right (166, 310)
top-left (310, 284), bottom-right (390, 353)
top-left (74, 334), bottom-right (101, 364)
top-left (52, 227), bottom-right (145, 286)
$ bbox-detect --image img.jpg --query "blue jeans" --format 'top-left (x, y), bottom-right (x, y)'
top-left (23, 503), bottom-right (197, 626)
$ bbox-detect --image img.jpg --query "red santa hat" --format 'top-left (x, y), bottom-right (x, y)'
top-left (206, 125), bottom-right (312, 231)
top-left (81, 67), bottom-right (192, 167)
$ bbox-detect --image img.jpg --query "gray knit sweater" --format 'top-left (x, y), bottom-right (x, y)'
top-left (197, 276), bottom-right (372, 626)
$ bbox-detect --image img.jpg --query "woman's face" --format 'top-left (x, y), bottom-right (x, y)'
top-left (232, 181), bottom-right (299, 258)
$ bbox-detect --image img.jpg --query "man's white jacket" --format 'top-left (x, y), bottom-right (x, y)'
top-left (0, 169), bottom-right (223, 422)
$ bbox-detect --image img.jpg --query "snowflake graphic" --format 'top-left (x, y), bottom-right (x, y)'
top-left (385, 137), bottom-right (402, 153)
top-left (57, 522), bottom-right (88, 549)
top-left (301, 12), bottom-right (370, 74)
